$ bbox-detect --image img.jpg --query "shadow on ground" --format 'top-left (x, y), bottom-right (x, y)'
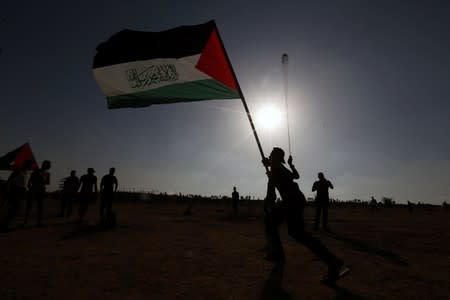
top-left (330, 285), bottom-right (367, 300)
top-left (325, 231), bottom-right (408, 266)
top-left (260, 262), bottom-right (293, 300)
top-left (60, 224), bottom-right (108, 240)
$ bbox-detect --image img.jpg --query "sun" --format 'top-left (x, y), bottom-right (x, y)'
top-left (256, 105), bottom-right (283, 130)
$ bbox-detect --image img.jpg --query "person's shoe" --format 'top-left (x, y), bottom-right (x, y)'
top-left (321, 260), bottom-right (350, 284)
top-left (264, 252), bottom-right (285, 262)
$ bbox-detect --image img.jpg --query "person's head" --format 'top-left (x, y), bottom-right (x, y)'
top-left (318, 172), bottom-right (324, 180)
top-left (269, 147), bottom-right (286, 165)
top-left (233, 186), bottom-right (236, 191)
top-left (109, 167), bottom-right (115, 175)
top-left (70, 170), bottom-right (76, 177)
top-left (42, 160), bottom-right (51, 170)
top-left (87, 168), bottom-right (95, 175)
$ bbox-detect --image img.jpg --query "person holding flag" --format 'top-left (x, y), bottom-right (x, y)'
top-left (262, 147), bottom-right (349, 284)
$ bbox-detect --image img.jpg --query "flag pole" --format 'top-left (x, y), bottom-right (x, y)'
top-left (212, 21), bottom-right (269, 173)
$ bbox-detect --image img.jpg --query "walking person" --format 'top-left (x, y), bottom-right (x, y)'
top-left (312, 172), bottom-right (334, 231)
top-left (24, 160), bottom-right (51, 227)
top-left (0, 160), bottom-right (32, 231)
top-left (263, 147), bottom-right (348, 283)
top-left (58, 170), bottom-right (79, 218)
top-left (77, 168), bottom-right (97, 223)
top-left (232, 186), bottom-right (239, 214)
top-left (99, 168), bottom-right (118, 226)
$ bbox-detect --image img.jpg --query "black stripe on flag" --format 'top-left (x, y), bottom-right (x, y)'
top-left (93, 20), bottom-right (215, 69)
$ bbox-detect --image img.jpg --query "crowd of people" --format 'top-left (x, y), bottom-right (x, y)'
top-left (0, 161), bottom-right (118, 232)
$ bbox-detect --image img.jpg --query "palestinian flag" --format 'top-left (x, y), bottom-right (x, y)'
top-left (93, 20), bottom-right (241, 109)
top-left (0, 143), bottom-right (38, 170)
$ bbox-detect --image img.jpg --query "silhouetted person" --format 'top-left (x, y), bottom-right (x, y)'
top-left (24, 160), bottom-right (51, 227)
top-left (370, 196), bottom-right (378, 212)
top-left (58, 170), bottom-right (79, 218)
top-left (443, 201), bottom-right (448, 211)
top-left (99, 168), bottom-right (118, 226)
top-left (312, 172), bottom-right (334, 231)
top-left (407, 201), bottom-right (414, 213)
top-left (232, 186), bottom-right (239, 214)
top-left (77, 168), bottom-right (97, 223)
top-left (0, 160), bottom-right (32, 231)
top-left (183, 197), bottom-right (193, 216)
top-left (263, 147), bottom-right (348, 283)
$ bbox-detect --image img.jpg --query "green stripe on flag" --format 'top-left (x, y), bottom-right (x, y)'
top-left (106, 79), bottom-right (239, 109)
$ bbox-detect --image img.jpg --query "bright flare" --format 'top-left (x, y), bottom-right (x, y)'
top-left (256, 105), bottom-right (283, 130)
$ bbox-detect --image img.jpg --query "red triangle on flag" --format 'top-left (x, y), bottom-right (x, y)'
top-left (15, 143), bottom-right (38, 170)
top-left (195, 28), bottom-right (239, 91)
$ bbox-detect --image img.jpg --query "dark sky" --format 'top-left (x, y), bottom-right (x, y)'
top-left (1, 0), bottom-right (449, 204)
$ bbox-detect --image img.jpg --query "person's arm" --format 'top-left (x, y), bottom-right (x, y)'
top-left (114, 177), bottom-right (118, 192)
top-left (100, 177), bottom-right (104, 193)
top-left (328, 181), bottom-right (334, 189)
top-left (262, 157), bottom-right (276, 214)
top-left (77, 179), bottom-right (82, 192)
top-left (312, 182), bottom-right (317, 192)
top-left (287, 155), bottom-right (299, 179)
top-left (94, 177), bottom-right (98, 193)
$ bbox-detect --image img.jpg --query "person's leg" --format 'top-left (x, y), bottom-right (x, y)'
top-left (78, 194), bottom-right (87, 222)
top-left (264, 204), bottom-right (286, 260)
top-left (106, 196), bottom-right (113, 219)
top-left (323, 201), bottom-right (329, 230)
top-left (314, 201), bottom-right (322, 230)
top-left (99, 195), bottom-right (105, 224)
top-left (36, 193), bottom-right (44, 226)
top-left (59, 194), bottom-right (66, 217)
top-left (66, 194), bottom-right (73, 218)
top-left (286, 206), bottom-right (344, 277)
top-left (24, 193), bottom-right (33, 226)
top-left (1, 188), bottom-right (21, 229)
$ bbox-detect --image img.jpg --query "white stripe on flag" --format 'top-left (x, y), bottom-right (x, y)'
top-left (93, 54), bottom-right (212, 96)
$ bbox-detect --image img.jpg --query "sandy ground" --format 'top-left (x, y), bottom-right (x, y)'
top-left (1, 199), bottom-right (449, 300)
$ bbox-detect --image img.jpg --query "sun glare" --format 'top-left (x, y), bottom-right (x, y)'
top-left (256, 105), bottom-right (283, 130)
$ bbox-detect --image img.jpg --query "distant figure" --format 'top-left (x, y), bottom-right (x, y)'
top-left (24, 160), bottom-right (51, 227)
top-left (263, 147), bottom-right (348, 283)
top-left (312, 172), bottom-right (334, 231)
top-left (443, 201), bottom-right (448, 211)
top-left (232, 186), bottom-right (239, 214)
top-left (58, 170), bottom-right (79, 218)
top-left (183, 197), bottom-right (193, 216)
top-left (370, 196), bottom-right (378, 212)
top-left (0, 160), bottom-right (32, 231)
top-left (77, 168), bottom-right (97, 223)
top-left (407, 201), bottom-right (414, 213)
top-left (99, 168), bottom-right (118, 226)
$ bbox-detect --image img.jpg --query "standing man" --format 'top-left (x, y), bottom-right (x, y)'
top-left (25, 160), bottom-right (51, 227)
top-left (78, 168), bottom-right (97, 223)
top-left (312, 172), bottom-right (334, 231)
top-left (263, 147), bottom-right (348, 283)
top-left (58, 170), bottom-right (79, 218)
top-left (232, 186), bottom-right (239, 214)
top-left (0, 160), bottom-right (32, 231)
top-left (99, 168), bottom-right (118, 226)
